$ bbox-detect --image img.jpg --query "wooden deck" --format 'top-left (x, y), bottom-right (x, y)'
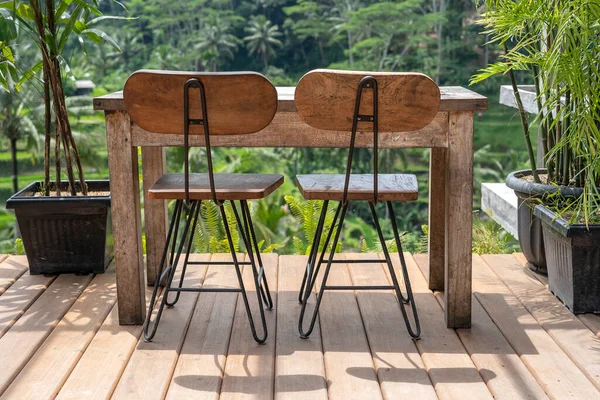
top-left (0, 252), bottom-right (599, 399)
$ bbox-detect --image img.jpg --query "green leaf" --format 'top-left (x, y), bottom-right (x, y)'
top-left (16, 60), bottom-right (43, 91)
top-left (0, 1), bottom-right (15, 10)
top-left (58, 55), bottom-right (76, 81)
top-left (87, 15), bottom-right (136, 26)
top-left (16, 3), bottom-right (34, 21)
top-left (2, 46), bottom-right (14, 62)
top-left (56, 0), bottom-right (73, 20)
top-left (73, 19), bottom-right (86, 34)
top-left (81, 28), bottom-right (121, 51)
top-left (58, 5), bottom-right (83, 52)
top-left (72, 0), bottom-right (101, 16)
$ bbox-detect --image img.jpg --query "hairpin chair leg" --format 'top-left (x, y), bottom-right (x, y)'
top-left (369, 201), bottom-right (421, 339)
top-left (241, 200), bottom-right (274, 310)
top-left (226, 201), bottom-right (269, 344)
top-left (298, 201), bottom-right (348, 339)
top-left (298, 200), bottom-right (329, 303)
top-left (144, 200), bottom-right (199, 342)
top-left (165, 201), bottom-right (201, 307)
top-left (299, 200), bottom-right (342, 305)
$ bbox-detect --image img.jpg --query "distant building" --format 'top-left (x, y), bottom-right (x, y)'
top-left (74, 80), bottom-right (95, 96)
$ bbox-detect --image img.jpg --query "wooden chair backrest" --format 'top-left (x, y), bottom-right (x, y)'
top-left (124, 70), bottom-right (277, 135)
top-left (294, 69), bottom-right (440, 132)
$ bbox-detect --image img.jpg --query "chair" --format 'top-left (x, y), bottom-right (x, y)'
top-left (124, 70), bottom-right (283, 344)
top-left (294, 69), bottom-right (440, 340)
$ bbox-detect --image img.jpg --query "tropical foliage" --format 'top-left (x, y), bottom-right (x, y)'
top-left (472, 0), bottom-right (600, 224)
top-left (0, 0), bottom-right (534, 254)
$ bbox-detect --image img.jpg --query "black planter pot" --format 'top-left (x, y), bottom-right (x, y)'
top-left (6, 180), bottom-right (113, 275)
top-left (534, 205), bottom-right (600, 313)
top-left (505, 169), bottom-right (583, 274)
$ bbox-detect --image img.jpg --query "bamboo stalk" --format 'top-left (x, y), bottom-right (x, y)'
top-left (505, 43), bottom-right (539, 183)
top-left (42, 64), bottom-right (50, 196)
top-left (54, 113), bottom-right (61, 196)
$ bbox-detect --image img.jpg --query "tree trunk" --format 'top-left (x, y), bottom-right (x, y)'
top-left (347, 31), bottom-right (354, 67)
top-left (318, 39), bottom-right (327, 66)
top-left (435, 0), bottom-right (446, 84)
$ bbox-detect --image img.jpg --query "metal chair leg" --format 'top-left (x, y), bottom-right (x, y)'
top-left (225, 201), bottom-right (269, 344)
top-left (241, 200), bottom-right (274, 310)
top-left (298, 200), bottom-right (329, 303)
top-left (301, 200), bottom-right (342, 305)
top-left (298, 201), bottom-right (348, 339)
top-left (144, 200), bottom-right (197, 342)
top-left (165, 200), bottom-right (201, 307)
top-left (370, 202), bottom-right (421, 339)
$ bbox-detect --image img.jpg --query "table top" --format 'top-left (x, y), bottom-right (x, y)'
top-left (94, 86), bottom-right (487, 113)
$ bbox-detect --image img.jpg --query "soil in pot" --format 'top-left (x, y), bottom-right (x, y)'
top-left (506, 169), bottom-right (584, 275)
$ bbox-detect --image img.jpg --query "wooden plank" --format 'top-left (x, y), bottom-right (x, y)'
top-left (0, 254), bottom-right (8, 264)
top-left (513, 253), bottom-right (600, 344)
top-left (347, 253), bottom-right (436, 400)
top-left (428, 147), bottom-right (446, 291)
top-left (124, 71), bottom-right (277, 135)
top-left (295, 70), bottom-right (440, 132)
top-left (444, 111), bottom-right (474, 328)
top-left (142, 146), bottom-right (167, 285)
top-left (132, 111), bottom-right (449, 149)
top-left (390, 253), bottom-right (492, 400)
top-left (0, 255), bottom-right (28, 295)
top-left (112, 254), bottom-right (209, 400)
top-left (94, 86), bottom-right (487, 113)
top-left (438, 86), bottom-right (488, 112)
top-left (414, 254), bottom-right (548, 400)
top-left (3, 272), bottom-right (117, 399)
top-left (105, 110), bottom-right (146, 325)
top-left (0, 274), bottom-right (92, 395)
top-left (56, 286), bottom-right (156, 400)
top-left (275, 255), bottom-right (327, 400)
top-left (578, 314), bottom-right (600, 340)
top-left (56, 305), bottom-right (139, 399)
top-left (0, 272), bottom-right (57, 338)
top-left (472, 254), bottom-right (600, 398)
top-left (483, 254), bottom-right (600, 391)
top-left (165, 253), bottom-right (239, 400)
top-left (312, 255), bottom-right (382, 400)
top-left (296, 174), bottom-right (417, 202)
top-left (220, 253), bottom-right (278, 400)
top-left (148, 173), bottom-right (284, 201)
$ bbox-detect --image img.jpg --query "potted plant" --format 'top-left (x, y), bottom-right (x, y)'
top-left (472, 0), bottom-right (600, 312)
top-left (1, 1), bottom-right (124, 274)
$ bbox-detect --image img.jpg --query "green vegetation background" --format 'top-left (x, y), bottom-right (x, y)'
top-left (1, 0), bottom-right (531, 254)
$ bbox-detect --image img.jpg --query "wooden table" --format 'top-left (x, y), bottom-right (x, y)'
top-left (94, 86), bottom-right (487, 328)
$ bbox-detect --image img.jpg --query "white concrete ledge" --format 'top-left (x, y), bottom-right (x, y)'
top-left (481, 182), bottom-right (518, 239)
top-left (499, 85), bottom-right (538, 114)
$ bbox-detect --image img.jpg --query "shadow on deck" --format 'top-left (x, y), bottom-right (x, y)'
top-left (0, 253), bottom-right (599, 399)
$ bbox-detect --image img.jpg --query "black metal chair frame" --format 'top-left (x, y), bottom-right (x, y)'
top-left (143, 78), bottom-right (273, 344)
top-left (297, 76), bottom-right (421, 339)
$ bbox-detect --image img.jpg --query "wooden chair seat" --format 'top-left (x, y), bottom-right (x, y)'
top-left (149, 173), bottom-right (284, 200)
top-left (296, 174), bottom-right (418, 202)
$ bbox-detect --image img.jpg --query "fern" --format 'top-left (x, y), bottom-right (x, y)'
top-left (14, 238), bottom-right (24, 255)
top-left (285, 195), bottom-right (342, 255)
top-left (257, 239), bottom-right (284, 254)
top-left (293, 236), bottom-right (305, 255)
top-left (359, 237), bottom-right (370, 253)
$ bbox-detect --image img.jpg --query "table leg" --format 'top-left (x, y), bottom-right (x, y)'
top-left (106, 111), bottom-right (146, 325)
top-left (141, 147), bottom-right (167, 285)
top-left (428, 147), bottom-right (446, 291)
top-left (444, 111), bottom-right (474, 328)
